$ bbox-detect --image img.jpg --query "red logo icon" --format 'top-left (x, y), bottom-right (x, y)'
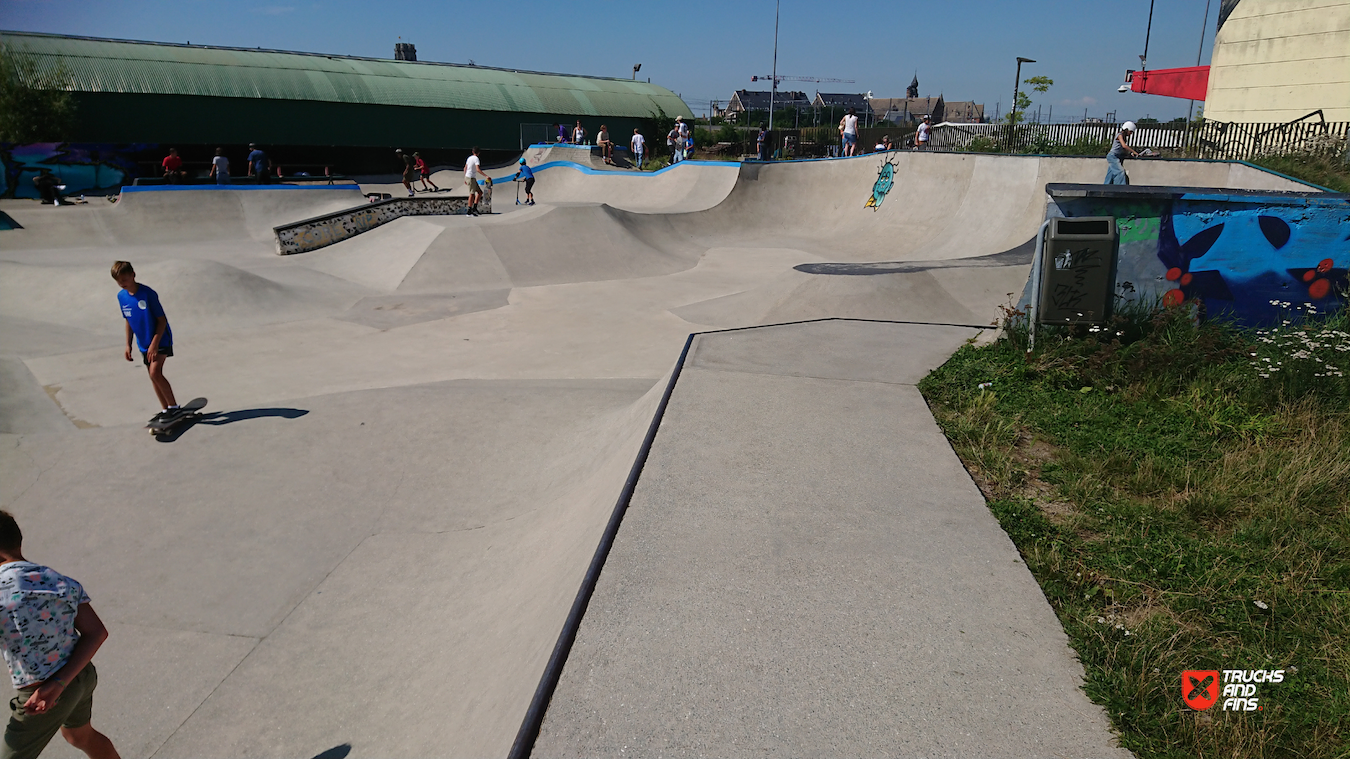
top-left (1183, 670), bottom-right (1219, 710)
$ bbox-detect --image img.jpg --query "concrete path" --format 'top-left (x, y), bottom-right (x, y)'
top-left (535, 320), bottom-right (1131, 758)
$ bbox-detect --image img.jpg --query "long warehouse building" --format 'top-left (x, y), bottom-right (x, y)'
top-left (0, 31), bottom-right (693, 187)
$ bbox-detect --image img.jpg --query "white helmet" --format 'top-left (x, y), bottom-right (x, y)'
top-left (1122, 121), bottom-right (1137, 131)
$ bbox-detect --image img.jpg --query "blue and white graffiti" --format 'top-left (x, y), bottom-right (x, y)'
top-left (864, 153), bottom-right (899, 210)
top-left (1055, 190), bottom-right (1349, 327)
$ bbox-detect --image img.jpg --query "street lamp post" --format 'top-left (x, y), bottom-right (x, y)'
top-left (769, 0), bottom-right (780, 133)
top-left (1010, 56), bottom-right (1035, 152)
top-left (1012, 57), bottom-right (1036, 124)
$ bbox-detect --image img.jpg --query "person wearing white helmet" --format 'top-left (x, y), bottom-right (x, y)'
top-left (1105, 121), bottom-right (1140, 184)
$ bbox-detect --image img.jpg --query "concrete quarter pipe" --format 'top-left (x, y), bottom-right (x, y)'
top-left (0, 152), bottom-right (1310, 757)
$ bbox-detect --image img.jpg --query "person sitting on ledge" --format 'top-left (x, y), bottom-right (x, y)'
top-left (33, 170), bottom-right (62, 205)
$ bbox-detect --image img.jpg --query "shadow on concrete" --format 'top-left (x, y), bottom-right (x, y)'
top-left (199, 408), bottom-right (310, 425)
top-left (793, 236), bottom-right (1036, 276)
top-left (152, 407), bottom-right (309, 443)
top-left (310, 744), bottom-right (351, 759)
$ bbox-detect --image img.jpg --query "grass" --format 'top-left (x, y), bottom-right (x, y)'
top-left (635, 154), bottom-right (672, 172)
top-left (1249, 150), bottom-right (1350, 193)
top-left (918, 303), bottom-right (1350, 758)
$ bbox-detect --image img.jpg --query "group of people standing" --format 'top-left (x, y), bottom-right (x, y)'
top-left (839, 109), bottom-right (931, 156)
top-left (552, 118), bottom-right (686, 169)
top-left (161, 145), bottom-right (274, 185)
top-left (666, 116), bottom-right (693, 163)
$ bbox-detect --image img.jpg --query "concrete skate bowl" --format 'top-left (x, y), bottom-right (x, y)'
top-left (423, 153), bottom-right (740, 214)
top-left (0, 185), bottom-right (365, 251)
top-left (0, 151), bottom-right (1321, 757)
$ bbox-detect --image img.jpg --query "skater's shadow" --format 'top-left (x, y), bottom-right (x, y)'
top-left (310, 745), bottom-right (351, 759)
top-left (198, 407), bottom-right (309, 425)
top-left (153, 407), bottom-right (309, 443)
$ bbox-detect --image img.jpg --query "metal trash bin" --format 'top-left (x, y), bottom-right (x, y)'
top-left (1037, 216), bottom-right (1119, 324)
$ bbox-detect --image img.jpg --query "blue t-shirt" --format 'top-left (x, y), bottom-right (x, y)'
top-left (118, 284), bottom-right (172, 351)
top-left (248, 149), bottom-right (268, 173)
top-left (516, 164), bottom-right (534, 180)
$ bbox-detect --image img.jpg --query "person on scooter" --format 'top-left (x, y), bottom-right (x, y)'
top-left (1105, 121), bottom-right (1139, 185)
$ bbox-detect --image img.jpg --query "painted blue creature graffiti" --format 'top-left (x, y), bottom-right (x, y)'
top-left (864, 153), bottom-right (899, 210)
top-left (1046, 185), bottom-right (1349, 327)
top-left (0, 142), bottom-right (140, 199)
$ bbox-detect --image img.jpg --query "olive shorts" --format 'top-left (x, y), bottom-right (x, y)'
top-left (2, 664), bottom-right (97, 759)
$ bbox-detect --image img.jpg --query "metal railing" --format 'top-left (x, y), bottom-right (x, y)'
top-left (925, 112), bottom-right (1349, 160)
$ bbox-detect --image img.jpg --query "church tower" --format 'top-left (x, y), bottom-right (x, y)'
top-left (907, 74), bottom-right (919, 99)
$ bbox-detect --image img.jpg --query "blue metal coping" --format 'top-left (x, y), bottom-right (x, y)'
top-left (120, 184), bottom-right (361, 192)
top-left (1044, 182), bottom-right (1348, 205)
top-left (521, 159), bottom-right (741, 177)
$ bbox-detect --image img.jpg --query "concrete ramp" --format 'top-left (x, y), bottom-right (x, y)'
top-left (0, 186), bottom-right (364, 250)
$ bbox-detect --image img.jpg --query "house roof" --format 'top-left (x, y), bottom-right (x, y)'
top-left (729, 89), bottom-right (810, 110)
top-left (941, 101), bottom-right (985, 122)
top-left (0, 30), bottom-right (693, 119)
top-left (869, 97), bottom-right (944, 118)
top-left (812, 92), bottom-right (871, 110)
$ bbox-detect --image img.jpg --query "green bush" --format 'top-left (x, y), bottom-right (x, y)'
top-left (714, 123), bottom-right (741, 144)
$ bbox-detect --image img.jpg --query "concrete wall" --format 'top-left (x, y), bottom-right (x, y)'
top-left (274, 194), bottom-right (491, 255)
top-left (1041, 185), bottom-right (1348, 326)
top-left (1204, 0), bottom-right (1350, 122)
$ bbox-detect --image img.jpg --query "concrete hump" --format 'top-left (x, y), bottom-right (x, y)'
top-left (298, 217), bottom-right (447, 292)
top-left (0, 259), bottom-right (349, 335)
top-left (484, 204), bottom-right (701, 288)
top-left (0, 187), bottom-right (365, 251)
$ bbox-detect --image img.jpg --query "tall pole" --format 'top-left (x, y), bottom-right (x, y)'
top-left (1142, 0), bottom-right (1155, 67)
top-left (1011, 57), bottom-right (1035, 152)
top-left (1184, 0), bottom-right (1212, 155)
top-left (769, 0), bottom-right (780, 132)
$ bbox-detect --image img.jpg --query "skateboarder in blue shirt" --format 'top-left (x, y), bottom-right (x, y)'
top-left (112, 261), bottom-right (180, 421)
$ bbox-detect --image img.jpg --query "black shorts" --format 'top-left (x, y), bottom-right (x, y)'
top-left (524, 178), bottom-right (535, 192)
top-left (141, 345), bottom-right (174, 366)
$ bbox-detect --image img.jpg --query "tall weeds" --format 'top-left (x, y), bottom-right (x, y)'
top-left (920, 304), bottom-right (1350, 758)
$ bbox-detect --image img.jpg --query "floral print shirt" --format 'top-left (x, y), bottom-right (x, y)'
top-left (0, 562), bottom-right (89, 688)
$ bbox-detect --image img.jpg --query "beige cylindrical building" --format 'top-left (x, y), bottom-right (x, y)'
top-left (1203, 0), bottom-right (1350, 122)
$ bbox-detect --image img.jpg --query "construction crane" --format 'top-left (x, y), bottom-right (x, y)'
top-left (751, 75), bottom-right (856, 85)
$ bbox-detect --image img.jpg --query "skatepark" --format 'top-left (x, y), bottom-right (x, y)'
top-left (0, 150), bottom-right (1317, 757)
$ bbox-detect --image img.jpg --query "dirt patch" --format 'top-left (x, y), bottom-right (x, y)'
top-left (43, 385), bottom-right (97, 429)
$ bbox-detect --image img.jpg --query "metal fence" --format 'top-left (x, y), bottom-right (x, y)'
top-left (519, 123), bottom-right (555, 150)
top-left (927, 114), bottom-right (1349, 160)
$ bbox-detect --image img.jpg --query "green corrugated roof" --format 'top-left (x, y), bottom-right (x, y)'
top-left (0, 31), bottom-right (693, 119)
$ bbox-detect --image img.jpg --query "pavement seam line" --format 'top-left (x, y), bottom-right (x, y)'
top-left (684, 363), bottom-right (921, 387)
top-left (149, 529), bottom-right (385, 758)
top-left (146, 636), bottom-right (263, 759)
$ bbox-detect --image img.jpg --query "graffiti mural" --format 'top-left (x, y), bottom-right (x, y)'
top-left (0, 143), bottom-right (142, 199)
top-left (864, 152), bottom-right (899, 210)
top-left (1045, 186), bottom-right (1349, 326)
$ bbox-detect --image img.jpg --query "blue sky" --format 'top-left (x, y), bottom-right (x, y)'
top-left (2, 0), bottom-right (1217, 122)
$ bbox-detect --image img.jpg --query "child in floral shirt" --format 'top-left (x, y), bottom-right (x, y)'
top-left (0, 511), bottom-right (118, 759)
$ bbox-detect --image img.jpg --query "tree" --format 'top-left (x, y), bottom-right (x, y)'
top-left (0, 44), bottom-right (75, 143)
top-left (1006, 75), bottom-right (1054, 125)
top-left (645, 106), bottom-right (675, 153)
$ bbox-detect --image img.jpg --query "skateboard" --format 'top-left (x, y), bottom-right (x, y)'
top-left (147, 397), bottom-right (207, 436)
